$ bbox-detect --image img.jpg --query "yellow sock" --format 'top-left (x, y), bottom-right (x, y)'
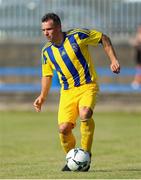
top-left (80, 118), bottom-right (95, 153)
top-left (59, 132), bottom-right (76, 154)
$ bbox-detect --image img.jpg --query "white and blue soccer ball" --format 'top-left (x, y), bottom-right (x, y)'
top-left (66, 148), bottom-right (91, 171)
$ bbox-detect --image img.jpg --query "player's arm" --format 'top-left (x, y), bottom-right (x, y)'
top-left (100, 34), bottom-right (120, 74)
top-left (33, 76), bottom-right (52, 112)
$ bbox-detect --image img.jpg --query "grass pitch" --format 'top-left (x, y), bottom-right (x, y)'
top-left (0, 110), bottom-right (141, 179)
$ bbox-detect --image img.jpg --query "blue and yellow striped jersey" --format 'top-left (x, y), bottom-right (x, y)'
top-left (41, 28), bottom-right (102, 90)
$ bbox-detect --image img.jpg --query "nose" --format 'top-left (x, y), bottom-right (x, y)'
top-left (44, 30), bottom-right (49, 36)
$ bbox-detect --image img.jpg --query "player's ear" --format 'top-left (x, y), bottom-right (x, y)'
top-left (54, 22), bottom-right (61, 28)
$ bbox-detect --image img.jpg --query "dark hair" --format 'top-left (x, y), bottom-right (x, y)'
top-left (41, 13), bottom-right (61, 26)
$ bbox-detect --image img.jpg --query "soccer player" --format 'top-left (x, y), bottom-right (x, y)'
top-left (33, 13), bottom-right (120, 171)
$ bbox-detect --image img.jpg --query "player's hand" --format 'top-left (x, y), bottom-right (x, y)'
top-left (33, 95), bottom-right (45, 112)
top-left (110, 60), bottom-right (120, 74)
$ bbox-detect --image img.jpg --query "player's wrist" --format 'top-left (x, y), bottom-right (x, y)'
top-left (39, 94), bottom-right (46, 102)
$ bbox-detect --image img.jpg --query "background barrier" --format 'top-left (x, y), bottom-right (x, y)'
top-left (0, 67), bottom-right (141, 93)
top-left (0, 0), bottom-right (141, 41)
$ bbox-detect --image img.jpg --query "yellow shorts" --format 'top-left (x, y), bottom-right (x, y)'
top-left (58, 82), bottom-right (99, 125)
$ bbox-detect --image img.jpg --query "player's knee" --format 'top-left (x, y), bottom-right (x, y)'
top-left (59, 122), bottom-right (74, 135)
top-left (79, 107), bottom-right (93, 121)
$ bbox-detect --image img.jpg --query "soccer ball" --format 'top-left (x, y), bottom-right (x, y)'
top-left (66, 148), bottom-right (91, 171)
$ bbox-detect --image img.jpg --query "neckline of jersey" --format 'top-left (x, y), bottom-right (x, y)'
top-left (52, 32), bottom-right (66, 48)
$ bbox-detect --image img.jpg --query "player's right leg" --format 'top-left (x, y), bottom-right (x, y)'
top-left (59, 122), bottom-right (75, 154)
top-left (58, 88), bottom-right (78, 171)
top-left (59, 122), bottom-right (75, 171)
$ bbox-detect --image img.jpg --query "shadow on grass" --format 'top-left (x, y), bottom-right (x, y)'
top-left (92, 168), bottom-right (141, 173)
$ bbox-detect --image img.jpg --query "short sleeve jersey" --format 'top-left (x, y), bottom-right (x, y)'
top-left (41, 28), bottom-right (102, 90)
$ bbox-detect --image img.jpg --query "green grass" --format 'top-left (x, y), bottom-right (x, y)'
top-left (0, 110), bottom-right (141, 179)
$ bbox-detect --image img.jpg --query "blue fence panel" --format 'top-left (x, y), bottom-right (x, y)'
top-left (0, 83), bottom-right (41, 92)
top-left (0, 67), bottom-right (41, 76)
top-left (0, 67), bottom-right (141, 93)
top-left (96, 67), bottom-right (136, 76)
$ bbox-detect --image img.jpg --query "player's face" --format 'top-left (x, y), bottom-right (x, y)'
top-left (42, 19), bottom-right (61, 43)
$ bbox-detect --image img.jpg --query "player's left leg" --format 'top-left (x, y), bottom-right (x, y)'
top-left (78, 83), bottom-right (98, 153)
top-left (78, 83), bottom-right (99, 171)
top-left (78, 107), bottom-right (94, 172)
